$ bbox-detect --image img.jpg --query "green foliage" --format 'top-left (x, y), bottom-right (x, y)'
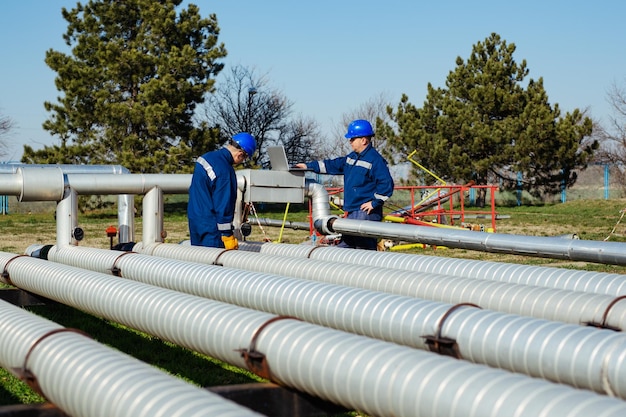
top-left (27, 0), bottom-right (226, 173)
top-left (382, 33), bottom-right (596, 196)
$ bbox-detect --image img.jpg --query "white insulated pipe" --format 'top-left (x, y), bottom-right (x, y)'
top-left (244, 243), bottom-right (626, 297)
top-left (3, 252), bottom-right (626, 417)
top-left (42, 244), bottom-right (626, 398)
top-left (130, 242), bottom-right (626, 331)
top-left (0, 299), bottom-right (263, 417)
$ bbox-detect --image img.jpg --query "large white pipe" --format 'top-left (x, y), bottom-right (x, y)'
top-left (244, 243), bottom-right (626, 297)
top-left (0, 299), bottom-right (263, 417)
top-left (42, 244), bottom-right (626, 398)
top-left (241, 240), bottom-right (626, 293)
top-left (3, 251), bottom-right (625, 417)
top-left (130, 242), bottom-right (626, 331)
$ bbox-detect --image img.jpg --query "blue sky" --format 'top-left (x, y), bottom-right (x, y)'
top-left (1, 1), bottom-right (625, 161)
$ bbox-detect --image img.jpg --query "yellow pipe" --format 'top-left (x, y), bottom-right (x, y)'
top-left (384, 215), bottom-right (406, 223)
top-left (383, 215), bottom-right (469, 230)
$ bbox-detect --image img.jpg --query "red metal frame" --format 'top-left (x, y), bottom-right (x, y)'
top-left (309, 184), bottom-right (499, 233)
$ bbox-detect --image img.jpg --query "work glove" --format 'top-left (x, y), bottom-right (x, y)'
top-left (221, 235), bottom-right (239, 250)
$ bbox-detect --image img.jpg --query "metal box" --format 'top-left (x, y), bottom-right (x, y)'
top-left (238, 169), bottom-right (305, 204)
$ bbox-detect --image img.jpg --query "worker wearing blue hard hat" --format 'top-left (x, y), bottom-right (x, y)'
top-left (296, 119), bottom-right (394, 250)
top-left (188, 132), bottom-right (257, 249)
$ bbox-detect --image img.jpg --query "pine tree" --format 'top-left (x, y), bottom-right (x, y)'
top-left (24, 0), bottom-right (226, 173)
top-left (383, 33), bottom-right (596, 196)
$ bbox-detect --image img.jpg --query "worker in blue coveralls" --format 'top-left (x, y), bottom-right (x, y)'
top-left (188, 132), bottom-right (256, 249)
top-left (296, 119), bottom-right (394, 250)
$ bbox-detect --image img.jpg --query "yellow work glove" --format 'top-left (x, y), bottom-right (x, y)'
top-left (221, 235), bottom-right (239, 250)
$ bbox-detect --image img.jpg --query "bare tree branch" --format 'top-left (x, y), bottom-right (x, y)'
top-left (0, 111), bottom-right (13, 158)
top-left (201, 65), bottom-right (324, 167)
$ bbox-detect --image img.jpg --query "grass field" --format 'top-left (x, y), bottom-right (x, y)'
top-left (0, 197), bottom-right (625, 411)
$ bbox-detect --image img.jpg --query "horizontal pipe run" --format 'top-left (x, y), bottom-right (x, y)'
top-left (0, 170), bottom-right (190, 198)
top-left (0, 163), bottom-right (130, 175)
top-left (252, 217), bottom-right (310, 230)
top-left (0, 164), bottom-right (136, 243)
top-left (300, 178), bottom-right (626, 266)
top-left (0, 299), bottom-right (263, 417)
top-left (64, 173), bottom-right (191, 195)
top-left (240, 242), bottom-right (626, 297)
top-left (326, 217), bottom-right (626, 266)
top-left (4, 251), bottom-right (626, 417)
top-left (44, 244), bottom-right (626, 398)
top-left (134, 242), bottom-right (626, 331)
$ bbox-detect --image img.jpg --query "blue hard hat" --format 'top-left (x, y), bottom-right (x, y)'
top-left (232, 132), bottom-right (256, 156)
top-left (344, 119), bottom-right (374, 139)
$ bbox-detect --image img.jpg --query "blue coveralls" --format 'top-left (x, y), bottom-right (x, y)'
top-left (305, 144), bottom-right (394, 249)
top-left (188, 147), bottom-right (237, 248)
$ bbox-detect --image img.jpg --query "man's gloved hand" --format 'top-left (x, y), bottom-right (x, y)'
top-left (221, 235), bottom-right (239, 250)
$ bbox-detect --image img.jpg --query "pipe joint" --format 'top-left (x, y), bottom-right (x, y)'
top-left (314, 215), bottom-right (338, 235)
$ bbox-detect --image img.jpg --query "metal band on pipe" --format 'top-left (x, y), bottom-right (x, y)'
top-left (18, 328), bottom-right (91, 398)
top-left (238, 315), bottom-right (302, 381)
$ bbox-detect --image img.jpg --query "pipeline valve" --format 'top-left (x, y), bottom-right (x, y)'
top-left (72, 227), bottom-right (85, 242)
top-left (240, 222), bottom-right (252, 237)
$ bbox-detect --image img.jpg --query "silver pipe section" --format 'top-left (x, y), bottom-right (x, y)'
top-left (56, 187), bottom-right (79, 246)
top-left (0, 299), bottom-right (263, 417)
top-left (305, 179), bottom-right (336, 229)
top-left (132, 242), bottom-right (626, 331)
top-left (0, 163), bottom-right (130, 175)
top-left (246, 243), bottom-right (626, 297)
top-left (0, 164), bottom-right (135, 243)
top-left (326, 216), bottom-right (626, 265)
top-left (252, 217), bottom-right (310, 230)
top-left (44, 244), bottom-right (626, 398)
top-left (143, 186), bottom-right (164, 245)
top-left (65, 173), bottom-right (191, 194)
top-left (305, 180), bottom-right (626, 266)
top-left (4, 252), bottom-right (625, 417)
top-left (0, 169), bottom-right (192, 248)
top-left (59, 173), bottom-right (190, 249)
top-left (0, 168), bottom-right (255, 248)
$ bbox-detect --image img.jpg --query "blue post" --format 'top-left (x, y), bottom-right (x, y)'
top-left (605, 164), bottom-right (610, 200)
top-left (560, 169), bottom-right (566, 203)
top-left (516, 172), bottom-right (522, 206)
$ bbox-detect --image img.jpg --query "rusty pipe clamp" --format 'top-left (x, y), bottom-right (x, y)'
top-left (422, 302), bottom-right (481, 359)
top-left (585, 295), bottom-right (626, 331)
top-left (236, 315), bottom-right (301, 381)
